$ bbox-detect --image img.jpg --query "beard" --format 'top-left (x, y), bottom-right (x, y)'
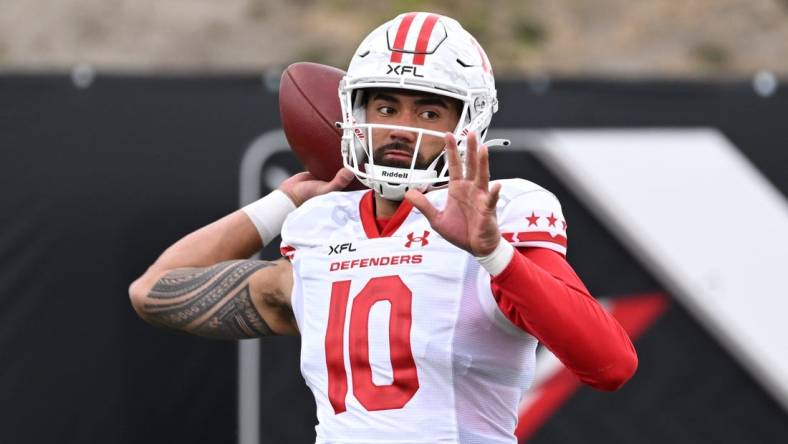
top-left (373, 142), bottom-right (432, 169)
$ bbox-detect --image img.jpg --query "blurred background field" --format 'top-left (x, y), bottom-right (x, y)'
top-left (1, 0), bottom-right (787, 77)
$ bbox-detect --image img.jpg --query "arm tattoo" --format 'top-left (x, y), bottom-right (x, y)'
top-left (143, 260), bottom-right (280, 339)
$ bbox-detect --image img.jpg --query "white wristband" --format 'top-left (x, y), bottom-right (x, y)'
top-left (241, 190), bottom-right (297, 246)
top-left (475, 238), bottom-right (515, 276)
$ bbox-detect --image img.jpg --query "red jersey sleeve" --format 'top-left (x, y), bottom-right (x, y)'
top-left (490, 247), bottom-right (638, 391)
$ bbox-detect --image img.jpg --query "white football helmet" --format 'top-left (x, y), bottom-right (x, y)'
top-left (339, 12), bottom-right (504, 200)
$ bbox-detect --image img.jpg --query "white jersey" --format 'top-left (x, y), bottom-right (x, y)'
top-left (279, 178), bottom-right (567, 444)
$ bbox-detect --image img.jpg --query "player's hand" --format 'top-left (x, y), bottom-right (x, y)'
top-left (405, 132), bottom-right (501, 256)
top-left (279, 168), bottom-right (355, 207)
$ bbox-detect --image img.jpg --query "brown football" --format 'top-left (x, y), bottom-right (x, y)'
top-left (279, 62), bottom-right (364, 190)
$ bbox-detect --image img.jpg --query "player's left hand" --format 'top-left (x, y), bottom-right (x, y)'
top-left (405, 132), bottom-right (501, 256)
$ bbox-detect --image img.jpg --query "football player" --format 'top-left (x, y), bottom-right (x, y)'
top-left (129, 12), bottom-right (637, 443)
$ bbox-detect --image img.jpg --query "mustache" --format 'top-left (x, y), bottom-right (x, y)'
top-left (372, 142), bottom-right (436, 170)
top-left (373, 142), bottom-right (420, 168)
top-left (376, 142), bottom-right (415, 157)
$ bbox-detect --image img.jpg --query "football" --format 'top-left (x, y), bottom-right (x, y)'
top-left (279, 62), bottom-right (364, 190)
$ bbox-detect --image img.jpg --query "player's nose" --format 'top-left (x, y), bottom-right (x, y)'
top-left (387, 128), bottom-right (417, 144)
top-left (387, 111), bottom-right (418, 143)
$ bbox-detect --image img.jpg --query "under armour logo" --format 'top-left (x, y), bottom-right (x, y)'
top-left (405, 231), bottom-right (430, 248)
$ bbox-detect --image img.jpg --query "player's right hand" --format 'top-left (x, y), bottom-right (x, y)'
top-left (279, 168), bottom-right (355, 207)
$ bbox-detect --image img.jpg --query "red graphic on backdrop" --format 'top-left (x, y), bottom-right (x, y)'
top-left (516, 293), bottom-right (669, 443)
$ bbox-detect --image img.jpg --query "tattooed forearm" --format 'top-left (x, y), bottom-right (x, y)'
top-left (142, 260), bottom-right (276, 339)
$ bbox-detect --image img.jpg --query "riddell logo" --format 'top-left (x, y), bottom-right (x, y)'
top-left (405, 231), bottom-right (430, 248)
top-left (381, 170), bottom-right (409, 179)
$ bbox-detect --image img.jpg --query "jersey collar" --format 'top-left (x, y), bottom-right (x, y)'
top-left (359, 190), bottom-right (413, 239)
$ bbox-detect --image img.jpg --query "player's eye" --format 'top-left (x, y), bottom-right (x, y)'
top-left (377, 106), bottom-right (396, 115)
top-left (419, 110), bottom-right (440, 120)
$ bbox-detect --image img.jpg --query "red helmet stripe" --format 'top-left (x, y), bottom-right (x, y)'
top-left (412, 14), bottom-right (440, 65)
top-left (390, 12), bottom-right (418, 63)
top-left (472, 38), bottom-right (491, 73)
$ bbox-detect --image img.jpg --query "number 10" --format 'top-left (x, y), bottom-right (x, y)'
top-left (325, 276), bottom-right (419, 414)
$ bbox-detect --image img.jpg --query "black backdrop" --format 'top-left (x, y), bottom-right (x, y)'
top-left (1, 74), bottom-right (786, 443)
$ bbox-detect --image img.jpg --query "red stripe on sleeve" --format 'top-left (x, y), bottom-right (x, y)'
top-left (412, 14), bottom-right (440, 65)
top-left (490, 248), bottom-right (638, 391)
top-left (501, 231), bottom-right (567, 248)
top-left (389, 12), bottom-right (417, 64)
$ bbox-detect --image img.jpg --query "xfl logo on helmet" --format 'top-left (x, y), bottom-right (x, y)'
top-left (386, 64), bottom-right (424, 77)
top-left (405, 231), bottom-right (430, 248)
